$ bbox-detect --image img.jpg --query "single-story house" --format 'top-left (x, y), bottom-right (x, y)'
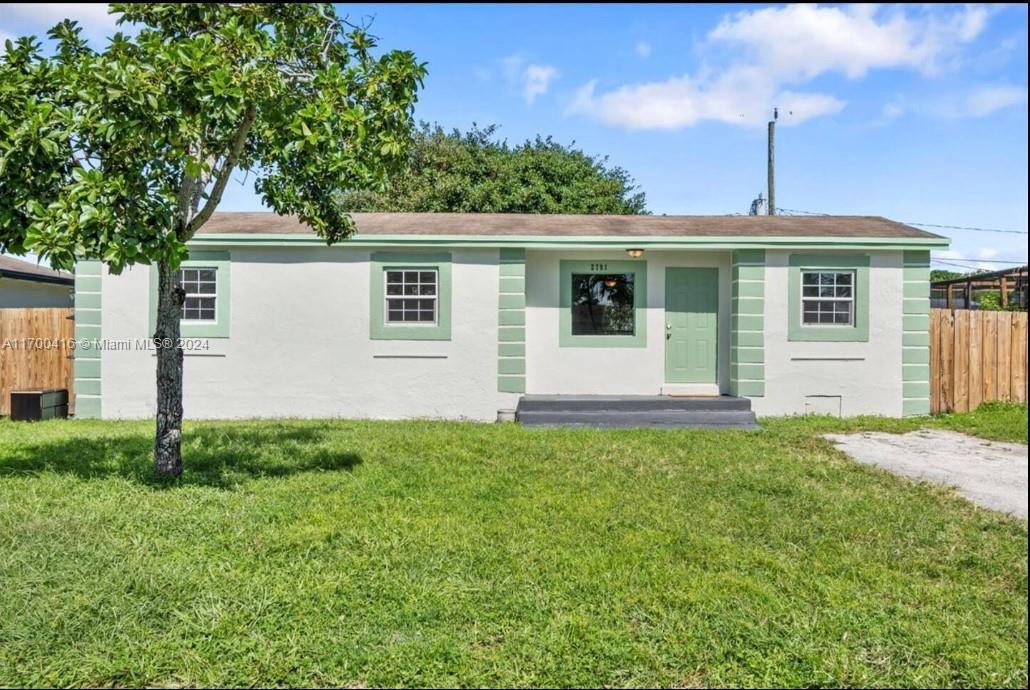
top-left (0, 255), bottom-right (74, 308)
top-left (72, 212), bottom-right (948, 421)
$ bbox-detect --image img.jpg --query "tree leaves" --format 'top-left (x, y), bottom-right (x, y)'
top-left (337, 123), bottom-right (649, 215)
top-left (0, 3), bottom-right (426, 270)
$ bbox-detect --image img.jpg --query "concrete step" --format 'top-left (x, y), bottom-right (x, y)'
top-left (516, 408), bottom-right (758, 430)
top-left (516, 394), bottom-right (752, 413)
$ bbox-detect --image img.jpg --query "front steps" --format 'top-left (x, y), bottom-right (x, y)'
top-left (515, 395), bottom-right (758, 430)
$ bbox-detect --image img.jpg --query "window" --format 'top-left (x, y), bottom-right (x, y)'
top-left (370, 252), bottom-right (452, 341)
top-left (176, 267), bottom-right (217, 321)
top-left (385, 269), bottom-right (437, 324)
top-left (559, 260), bottom-right (647, 348)
top-left (571, 272), bottom-right (636, 336)
top-left (787, 254), bottom-right (869, 342)
top-left (149, 251), bottom-right (230, 338)
top-left (801, 271), bottom-right (853, 325)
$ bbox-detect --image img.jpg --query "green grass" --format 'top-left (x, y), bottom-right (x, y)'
top-left (0, 409), bottom-right (1026, 687)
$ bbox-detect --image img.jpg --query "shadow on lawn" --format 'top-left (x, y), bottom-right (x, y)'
top-left (0, 423), bottom-right (362, 489)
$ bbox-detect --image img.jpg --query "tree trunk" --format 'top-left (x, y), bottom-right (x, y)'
top-left (154, 259), bottom-right (185, 477)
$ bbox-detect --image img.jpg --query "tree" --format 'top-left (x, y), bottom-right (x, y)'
top-left (338, 123), bottom-right (648, 214)
top-left (0, 4), bottom-right (425, 476)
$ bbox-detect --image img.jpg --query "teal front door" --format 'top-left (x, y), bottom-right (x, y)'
top-left (665, 268), bottom-right (718, 384)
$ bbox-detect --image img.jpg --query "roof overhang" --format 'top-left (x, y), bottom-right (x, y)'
top-left (0, 267), bottom-right (74, 286)
top-left (190, 233), bottom-right (950, 250)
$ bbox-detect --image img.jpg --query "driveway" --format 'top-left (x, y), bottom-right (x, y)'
top-left (825, 429), bottom-right (1028, 518)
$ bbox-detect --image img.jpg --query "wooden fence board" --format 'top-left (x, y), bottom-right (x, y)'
top-left (930, 308), bottom-right (1028, 413)
top-left (0, 308), bottom-right (75, 416)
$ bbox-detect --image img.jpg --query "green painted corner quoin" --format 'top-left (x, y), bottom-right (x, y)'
top-left (558, 259), bottom-right (647, 348)
top-left (498, 248), bottom-right (527, 393)
top-left (901, 250), bottom-right (931, 416)
top-left (148, 251), bottom-right (231, 338)
top-left (787, 253), bottom-right (870, 343)
top-left (73, 260), bottom-right (103, 419)
top-left (370, 251), bottom-right (452, 341)
top-left (730, 249), bottom-right (765, 397)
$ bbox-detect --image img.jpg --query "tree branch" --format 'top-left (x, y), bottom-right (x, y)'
top-left (184, 104), bottom-right (256, 238)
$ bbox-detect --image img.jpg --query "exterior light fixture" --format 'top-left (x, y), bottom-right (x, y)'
top-left (626, 248), bottom-right (644, 258)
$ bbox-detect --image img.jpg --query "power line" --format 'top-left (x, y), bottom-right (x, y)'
top-left (934, 257), bottom-right (1028, 266)
top-left (774, 207), bottom-right (1028, 235)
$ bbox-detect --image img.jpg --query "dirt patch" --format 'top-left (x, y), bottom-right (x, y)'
top-left (825, 429), bottom-right (1028, 519)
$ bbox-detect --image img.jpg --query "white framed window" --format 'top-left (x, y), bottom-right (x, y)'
top-left (801, 271), bottom-right (854, 325)
top-left (176, 267), bottom-right (217, 321)
top-left (385, 269), bottom-right (437, 324)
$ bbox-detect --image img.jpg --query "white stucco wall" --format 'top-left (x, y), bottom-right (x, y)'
top-left (99, 245), bottom-right (517, 420)
top-left (94, 244), bottom-right (909, 420)
top-left (753, 249), bottom-right (904, 417)
top-left (525, 250), bottom-right (732, 395)
top-left (0, 277), bottom-right (73, 308)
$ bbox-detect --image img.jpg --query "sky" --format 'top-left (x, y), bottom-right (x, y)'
top-left (3, 3), bottom-right (1028, 270)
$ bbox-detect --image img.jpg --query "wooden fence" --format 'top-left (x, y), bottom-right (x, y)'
top-left (0, 308), bottom-right (75, 416)
top-left (930, 308), bottom-right (1028, 413)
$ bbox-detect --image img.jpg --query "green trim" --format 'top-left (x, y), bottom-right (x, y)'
top-left (730, 250), bottom-right (766, 398)
top-left (903, 364), bottom-right (930, 381)
top-left (74, 396), bottom-right (102, 419)
top-left (558, 259), bottom-right (647, 348)
top-left (902, 251), bottom-right (931, 417)
top-left (731, 280), bottom-right (764, 298)
top-left (498, 376), bottom-right (526, 393)
top-left (902, 399), bottom-right (931, 417)
top-left (149, 251), bottom-right (231, 338)
top-left (787, 254), bottom-right (870, 342)
top-left (73, 260), bottom-right (103, 419)
top-left (497, 248), bottom-right (527, 393)
top-left (74, 358), bottom-right (101, 379)
top-left (734, 380), bottom-right (766, 397)
top-left (74, 308), bottom-right (102, 326)
top-left (731, 330), bottom-right (764, 348)
top-left (498, 326), bottom-right (525, 342)
top-left (191, 233), bottom-right (950, 250)
top-left (498, 342), bottom-right (525, 357)
top-left (370, 252), bottom-right (452, 341)
top-left (902, 331), bottom-right (930, 347)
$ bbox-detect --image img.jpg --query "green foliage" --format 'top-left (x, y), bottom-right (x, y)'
top-left (1, 410), bottom-right (1027, 687)
top-left (930, 269), bottom-right (966, 282)
top-left (0, 4), bottom-right (426, 271)
top-left (977, 290), bottom-right (1004, 311)
top-left (338, 122), bottom-right (648, 214)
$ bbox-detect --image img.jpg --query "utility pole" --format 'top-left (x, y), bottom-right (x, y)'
top-left (767, 107), bottom-right (777, 216)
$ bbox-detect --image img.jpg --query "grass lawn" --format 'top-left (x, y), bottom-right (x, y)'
top-left (0, 406), bottom-right (1026, 687)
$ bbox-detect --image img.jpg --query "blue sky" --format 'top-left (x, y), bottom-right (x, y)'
top-left (4, 3), bottom-right (1027, 269)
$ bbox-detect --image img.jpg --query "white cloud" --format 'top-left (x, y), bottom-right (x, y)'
top-left (523, 64), bottom-right (558, 104)
top-left (881, 102), bottom-right (905, 122)
top-left (709, 4), bottom-right (988, 79)
top-left (569, 68), bottom-right (844, 130)
top-left (960, 85), bottom-right (1028, 117)
top-left (635, 41), bottom-right (652, 58)
top-left (503, 55), bottom-right (558, 105)
top-left (570, 4), bottom-right (992, 131)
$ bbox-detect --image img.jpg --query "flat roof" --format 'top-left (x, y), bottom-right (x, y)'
top-left (199, 212), bottom-right (945, 240)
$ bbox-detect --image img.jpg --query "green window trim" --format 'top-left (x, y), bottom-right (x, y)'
top-left (788, 254), bottom-right (869, 342)
top-left (559, 259), bottom-right (647, 348)
top-left (149, 251), bottom-right (231, 338)
top-left (370, 251), bottom-right (452, 341)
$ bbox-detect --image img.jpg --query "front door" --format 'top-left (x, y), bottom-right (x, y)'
top-left (665, 268), bottom-right (718, 384)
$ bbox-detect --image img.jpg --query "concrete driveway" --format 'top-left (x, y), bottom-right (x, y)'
top-left (825, 429), bottom-right (1028, 519)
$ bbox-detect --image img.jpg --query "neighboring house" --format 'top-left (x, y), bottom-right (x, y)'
top-left (72, 212), bottom-right (947, 421)
top-left (0, 255), bottom-right (74, 308)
